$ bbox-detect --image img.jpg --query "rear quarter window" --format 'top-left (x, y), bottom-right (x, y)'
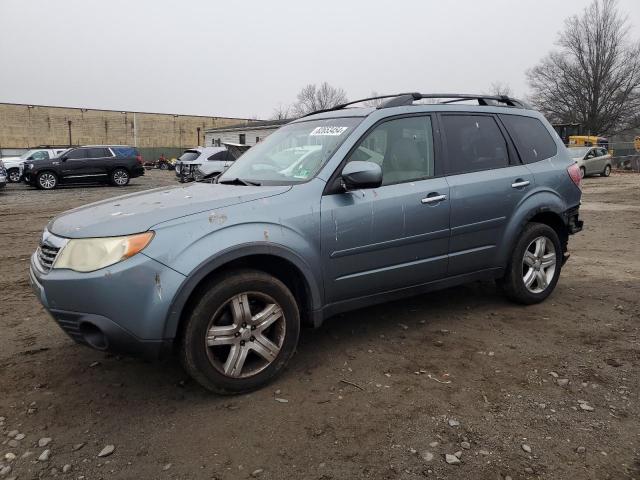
top-left (111, 147), bottom-right (137, 159)
top-left (500, 115), bottom-right (558, 164)
top-left (179, 150), bottom-right (201, 161)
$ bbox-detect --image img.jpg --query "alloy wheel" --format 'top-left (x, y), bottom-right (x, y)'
top-left (39, 173), bottom-right (56, 189)
top-left (205, 292), bottom-right (286, 379)
top-left (522, 236), bottom-right (556, 294)
top-left (8, 170), bottom-right (21, 182)
top-left (113, 170), bottom-right (129, 185)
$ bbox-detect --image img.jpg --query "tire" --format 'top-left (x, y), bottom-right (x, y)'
top-left (500, 222), bottom-right (563, 305)
top-left (7, 168), bottom-right (21, 183)
top-left (36, 171), bottom-right (58, 190)
top-left (579, 166), bottom-right (586, 178)
top-left (602, 164), bottom-right (611, 177)
top-left (110, 168), bottom-right (130, 186)
top-left (180, 269), bottom-right (300, 394)
top-left (160, 163), bottom-right (168, 170)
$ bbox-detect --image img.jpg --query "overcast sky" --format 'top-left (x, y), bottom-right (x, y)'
top-left (1, 0), bottom-right (638, 119)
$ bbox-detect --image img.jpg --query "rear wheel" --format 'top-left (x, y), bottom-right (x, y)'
top-left (36, 171), bottom-right (57, 190)
top-left (7, 168), bottom-right (21, 183)
top-left (110, 168), bottom-right (130, 186)
top-left (500, 222), bottom-right (562, 304)
top-left (159, 162), bottom-right (168, 170)
top-left (602, 164), bottom-right (611, 177)
top-left (180, 269), bottom-right (300, 394)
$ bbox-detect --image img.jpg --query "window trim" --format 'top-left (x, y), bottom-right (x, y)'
top-left (323, 113), bottom-right (444, 195)
top-left (438, 112), bottom-right (515, 176)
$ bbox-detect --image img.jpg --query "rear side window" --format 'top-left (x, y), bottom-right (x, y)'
top-left (442, 115), bottom-right (509, 174)
top-left (111, 147), bottom-right (137, 158)
top-left (179, 150), bottom-right (200, 161)
top-left (207, 151), bottom-right (227, 161)
top-left (86, 148), bottom-right (108, 158)
top-left (500, 115), bottom-right (557, 164)
top-left (65, 148), bottom-right (87, 160)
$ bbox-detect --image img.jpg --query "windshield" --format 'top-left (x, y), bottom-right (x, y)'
top-left (218, 117), bottom-right (362, 185)
top-left (179, 150), bottom-right (201, 162)
top-left (567, 146), bottom-right (590, 158)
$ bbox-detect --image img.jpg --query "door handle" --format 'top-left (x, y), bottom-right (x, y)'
top-left (511, 180), bottom-right (530, 188)
top-left (421, 194), bottom-right (447, 204)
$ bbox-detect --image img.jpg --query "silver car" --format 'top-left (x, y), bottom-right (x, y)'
top-left (568, 146), bottom-right (612, 178)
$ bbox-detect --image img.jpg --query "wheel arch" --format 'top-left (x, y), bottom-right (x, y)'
top-left (164, 244), bottom-right (323, 346)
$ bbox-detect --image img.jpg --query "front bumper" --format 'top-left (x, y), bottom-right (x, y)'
top-left (29, 251), bottom-right (186, 359)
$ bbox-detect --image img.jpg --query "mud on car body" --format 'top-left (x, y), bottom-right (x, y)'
top-left (30, 93), bottom-right (583, 394)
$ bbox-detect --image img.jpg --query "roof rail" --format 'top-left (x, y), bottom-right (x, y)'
top-left (303, 92), bottom-right (531, 117)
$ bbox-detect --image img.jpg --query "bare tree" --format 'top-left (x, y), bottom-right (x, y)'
top-left (488, 81), bottom-right (513, 97)
top-left (363, 91), bottom-right (386, 108)
top-left (271, 103), bottom-right (291, 120)
top-left (527, 0), bottom-right (640, 135)
top-left (292, 82), bottom-right (348, 116)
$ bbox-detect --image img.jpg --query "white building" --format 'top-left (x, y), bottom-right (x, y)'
top-left (204, 119), bottom-right (290, 148)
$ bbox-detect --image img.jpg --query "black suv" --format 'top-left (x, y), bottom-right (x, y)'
top-left (24, 146), bottom-right (145, 190)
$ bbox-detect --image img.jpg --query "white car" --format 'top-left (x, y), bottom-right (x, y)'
top-left (2, 148), bottom-right (68, 183)
top-left (175, 147), bottom-right (234, 182)
top-left (0, 160), bottom-right (7, 189)
top-left (568, 146), bottom-right (612, 178)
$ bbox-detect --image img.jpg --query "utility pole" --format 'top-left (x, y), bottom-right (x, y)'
top-left (133, 112), bottom-right (137, 147)
top-left (197, 127), bottom-right (201, 146)
top-left (67, 120), bottom-right (72, 146)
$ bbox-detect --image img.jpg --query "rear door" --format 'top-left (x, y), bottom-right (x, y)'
top-left (321, 115), bottom-right (450, 303)
top-left (84, 147), bottom-right (112, 177)
top-left (440, 113), bottom-right (533, 275)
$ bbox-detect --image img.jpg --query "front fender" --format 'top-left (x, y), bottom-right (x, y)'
top-left (499, 188), bottom-right (567, 268)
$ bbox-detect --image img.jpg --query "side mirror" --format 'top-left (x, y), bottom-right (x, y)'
top-left (61, 156), bottom-right (68, 161)
top-left (341, 161), bottom-right (382, 190)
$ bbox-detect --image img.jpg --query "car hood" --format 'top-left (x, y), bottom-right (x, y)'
top-left (1, 156), bottom-right (22, 166)
top-left (48, 182), bottom-right (291, 238)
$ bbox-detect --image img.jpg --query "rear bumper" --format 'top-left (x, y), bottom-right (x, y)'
top-left (564, 206), bottom-right (583, 234)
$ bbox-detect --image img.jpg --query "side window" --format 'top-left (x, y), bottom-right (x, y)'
top-left (500, 115), bottom-right (558, 164)
top-left (207, 151), bottom-right (227, 161)
top-left (31, 151), bottom-right (50, 160)
top-left (442, 115), bottom-right (509, 174)
top-left (102, 148), bottom-right (113, 157)
top-left (346, 116), bottom-right (435, 186)
top-left (86, 148), bottom-right (106, 158)
top-left (65, 148), bottom-right (87, 160)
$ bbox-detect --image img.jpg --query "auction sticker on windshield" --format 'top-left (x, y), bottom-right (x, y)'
top-left (309, 126), bottom-right (349, 136)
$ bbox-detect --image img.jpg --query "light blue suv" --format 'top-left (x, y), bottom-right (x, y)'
top-left (29, 93), bottom-right (583, 394)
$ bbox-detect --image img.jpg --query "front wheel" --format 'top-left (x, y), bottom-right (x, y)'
top-left (602, 164), bottom-right (611, 177)
top-left (500, 222), bottom-right (562, 304)
top-left (36, 171), bottom-right (58, 190)
top-left (7, 168), bottom-right (21, 183)
top-left (110, 168), bottom-right (130, 186)
top-left (180, 270), bottom-right (300, 394)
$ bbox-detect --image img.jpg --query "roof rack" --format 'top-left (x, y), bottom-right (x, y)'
top-left (303, 92), bottom-right (531, 117)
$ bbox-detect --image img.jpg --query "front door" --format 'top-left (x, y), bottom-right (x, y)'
top-left (60, 147), bottom-right (89, 180)
top-left (440, 113), bottom-right (534, 275)
top-left (321, 115), bottom-right (450, 304)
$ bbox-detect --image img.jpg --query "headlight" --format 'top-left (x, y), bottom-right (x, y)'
top-left (54, 232), bottom-right (154, 272)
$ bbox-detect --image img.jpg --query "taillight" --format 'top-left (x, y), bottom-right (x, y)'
top-left (567, 163), bottom-right (582, 189)
top-left (136, 154), bottom-right (143, 164)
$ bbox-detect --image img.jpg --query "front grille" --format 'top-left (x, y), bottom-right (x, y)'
top-left (35, 231), bottom-right (67, 273)
top-left (37, 244), bottom-right (60, 272)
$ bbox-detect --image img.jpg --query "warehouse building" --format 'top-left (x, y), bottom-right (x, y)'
top-left (205, 119), bottom-right (290, 147)
top-left (0, 102), bottom-right (255, 158)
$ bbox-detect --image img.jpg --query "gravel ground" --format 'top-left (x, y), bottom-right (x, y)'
top-left (0, 170), bottom-right (638, 480)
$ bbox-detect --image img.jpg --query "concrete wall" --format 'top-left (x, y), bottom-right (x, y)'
top-left (0, 103), bottom-right (254, 149)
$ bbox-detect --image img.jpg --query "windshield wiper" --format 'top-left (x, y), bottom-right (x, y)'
top-left (217, 177), bottom-right (261, 186)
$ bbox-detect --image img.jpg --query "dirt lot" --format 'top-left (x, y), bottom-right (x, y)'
top-left (0, 170), bottom-right (638, 480)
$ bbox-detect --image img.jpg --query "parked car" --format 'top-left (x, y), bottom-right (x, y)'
top-left (175, 147), bottom-right (234, 182)
top-left (23, 145), bottom-right (145, 190)
top-left (0, 160), bottom-right (7, 190)
top-left (2, 148), bottom-right (69, 183)
top-left (195, 143), bottom-right (251, 181)
top-left (29, 93), bottom-right (583, 394)
top-left (568, 146), bottom-right (612, 178)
